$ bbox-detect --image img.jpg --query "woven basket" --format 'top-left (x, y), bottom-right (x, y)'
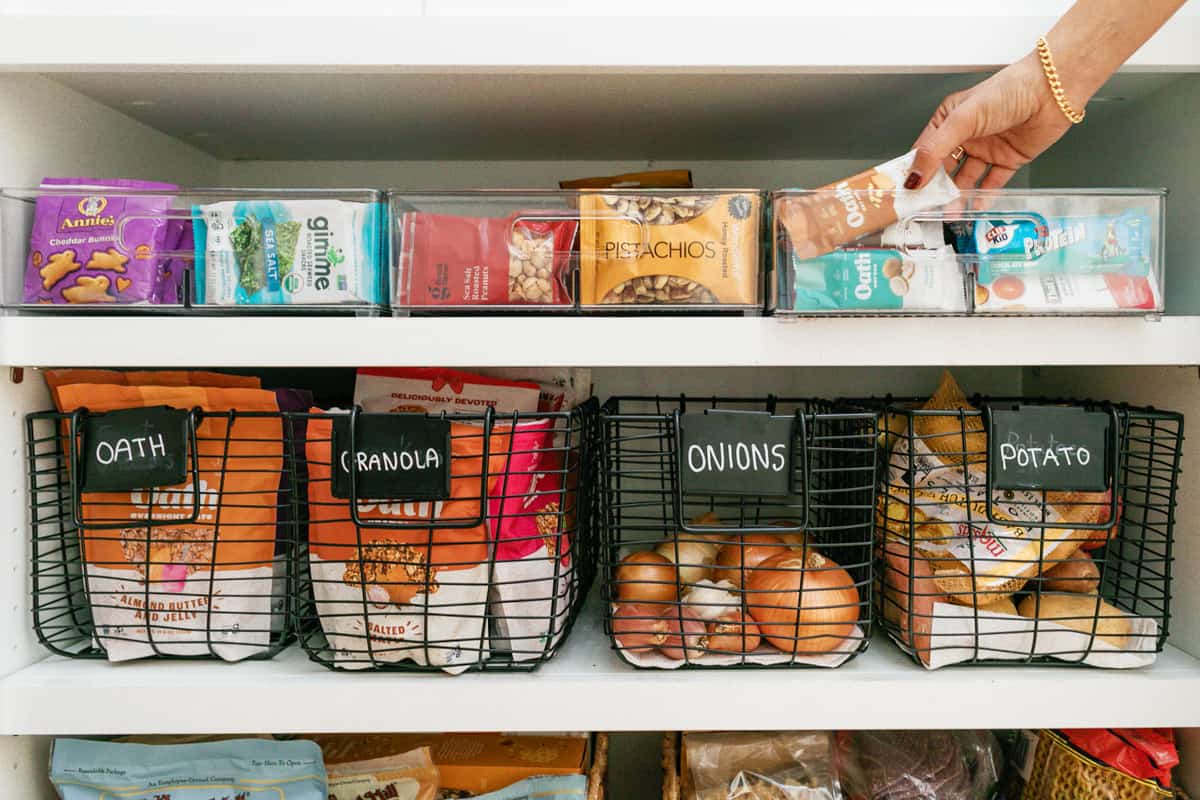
top-left (662, 733), bottom-right (680, 800)
top-left (588, 733), bottom-right (609, 800)
top-left (1024, 730), bottom-right (1174, 800)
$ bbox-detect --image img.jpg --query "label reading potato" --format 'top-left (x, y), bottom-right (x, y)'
top-left (579, 192), bottom-right (761, 306)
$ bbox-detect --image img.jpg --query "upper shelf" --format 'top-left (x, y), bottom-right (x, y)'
top-left (2, 315), bottom-right (1198, 368)
top-left (4, 609), bottom-right (1200, 735)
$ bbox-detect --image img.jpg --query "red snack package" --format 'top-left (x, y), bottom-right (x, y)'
top-left (396, 211), bottom-right (578, 307)
top-left (1061, 729), bottom-right (1178, 787)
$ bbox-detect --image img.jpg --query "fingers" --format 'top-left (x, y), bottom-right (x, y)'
top-left (907, 95), bottom-right (981, 189)
top-left (954, 156), bottom-right (990, 190)
top-left (980, 165), bottom-right (1017, 189)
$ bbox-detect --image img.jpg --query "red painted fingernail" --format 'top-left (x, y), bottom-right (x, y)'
top-left (904, 171), bottom-right (921, 190)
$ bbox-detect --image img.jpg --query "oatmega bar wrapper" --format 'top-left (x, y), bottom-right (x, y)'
top-left (778, 151), bottom-right (959, 260)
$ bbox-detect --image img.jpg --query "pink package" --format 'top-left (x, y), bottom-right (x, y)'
top-left (24, 178), bottom-right (177, 305)
top-left (488, 418), bottom-right (577, 661)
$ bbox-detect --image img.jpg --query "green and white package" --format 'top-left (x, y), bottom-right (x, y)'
top-left (790, 247), bottom-right (967, 312)
top-left (50, 737), bottom-right (327, 799)
top-left (194, 199), bottom-right (381, 306)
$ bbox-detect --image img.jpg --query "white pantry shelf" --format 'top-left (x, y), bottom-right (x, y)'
top-left (4, 606), bottom-right (1200, 736)
top-left (1, 315), bottom-right (1198, 368)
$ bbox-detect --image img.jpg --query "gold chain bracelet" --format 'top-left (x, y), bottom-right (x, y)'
top-left (1037, 36), bottom-right (1086, 124)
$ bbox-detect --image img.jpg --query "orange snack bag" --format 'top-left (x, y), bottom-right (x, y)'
top-left (55, 383), bottom-right (282, 662)
top-left (305, 412), bottom-right (509, 673)
top-left (45, 369), bottom-right (260, 411)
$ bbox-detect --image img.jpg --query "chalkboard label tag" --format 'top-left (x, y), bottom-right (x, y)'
top-left (332, 414), bottom-right (452, 500)
top-left (989, 404), bottom-right (1111, 492)
top-left (81, 406), bottom-right (190, 492)
top-left (678, 411), bottom-right (794, 497)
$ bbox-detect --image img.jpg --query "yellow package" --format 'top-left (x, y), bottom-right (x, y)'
top-left (579, 191), bottom-right (761, 306)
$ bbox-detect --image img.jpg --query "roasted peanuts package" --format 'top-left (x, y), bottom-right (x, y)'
top-left (305, 411), bottom-right (509, 673)
top-left (194, 198), bottom-right (382, 306)
top-left (579, 191), bottom-right (761, 306)
top-left (396, 211), bottom-right (578, 307)
top-left (24, 178), bottom-right (177, 305)
top-left (354, 367), bottom-right (542, 416)
top-left (776, 152), bottom-right (958, 260)
top-left (49, 737), bottom-right (327, 800)
top-left (54, 383), bottom-right (283, 661)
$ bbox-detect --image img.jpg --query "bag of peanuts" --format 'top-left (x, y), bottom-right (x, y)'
top-left (53, 383), bottom-right (283, 662)
top-left (579, 191), bottom-right (762, 307)
top-left (396, 211), bottom-right (578, 307)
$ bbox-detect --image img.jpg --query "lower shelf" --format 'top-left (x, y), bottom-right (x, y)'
top-left (4, 605), bottom-right (1200, 735)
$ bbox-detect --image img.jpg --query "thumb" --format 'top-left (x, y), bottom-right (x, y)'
top-left (907, 100), bottom-right (979, 189)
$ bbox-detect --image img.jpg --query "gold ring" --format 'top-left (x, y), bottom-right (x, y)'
top-left (950, 146), bottom-right (965, 162)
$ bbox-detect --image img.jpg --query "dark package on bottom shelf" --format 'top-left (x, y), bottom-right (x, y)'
top-left (865, 371), bottom-right (1183, 668)
top-left (600, 396), bottom-right (878, 669)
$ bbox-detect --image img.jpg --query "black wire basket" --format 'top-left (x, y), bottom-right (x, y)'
top-left (599, 396), bottom-right (877, 669)
top-left (292, 400), bottom-right (598, 673)
top-left (867, 386), bottom-right (1183, 668)
top-left (27, 408), bottom-right (295, 661)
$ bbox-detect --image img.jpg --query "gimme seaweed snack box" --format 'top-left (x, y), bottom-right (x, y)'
top-left (50, 738), bottom-right (327, 799)
top-left (194, 198), bottom-right (382, 306)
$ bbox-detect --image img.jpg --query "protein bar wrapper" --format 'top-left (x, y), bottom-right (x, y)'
top-left (579, 191), bottom-right (761, 306)
top-left (193, 199), bottom-right (382, 306)
top-left (777, 151), bottom-right (959, 260)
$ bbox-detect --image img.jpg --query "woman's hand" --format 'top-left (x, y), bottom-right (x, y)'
top-left (906, 53), bottom-right (1075, 191)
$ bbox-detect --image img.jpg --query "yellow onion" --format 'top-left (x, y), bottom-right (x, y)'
top-left (714, 534), bottom-right (788, 587)
top-left (746, 551), bottom-right (860, 655)
top-left (660, 607), bottom-right (706, 661)
top-left (655, 538), bottom-right (717, 585)
top-left (615, 551), bottom-right (678, 604)
top-left (611, 603), bottom-right (671, 653)
top-left (703, 610), bottom-right (761, 654)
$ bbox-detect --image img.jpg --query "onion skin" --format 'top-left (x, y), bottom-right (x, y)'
top-left (612, 603), bottom-right (671, 654)
top-left (655, 539), bottom-right (717, 585)
top-left (746, 551), bottom-right (860, 655)
top-left (615, 551), bottom-right (679, 604)
top-left (704, 610), bottom-right (761, 654)
top-left (659, 607), bottom-right (706, 661)
top-left (769, 520), bottom-right (814, 553)
top-left (714, 534), bottom-right (788, 588)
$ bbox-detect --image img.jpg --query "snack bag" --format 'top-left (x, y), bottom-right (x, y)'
top-left (776, 152), bottom-right (959, 260)
top-left (354, 367), bottom-right (541, 416)
top-left (49, 737), bottom-right (326, 800)
top-left (44, 368), bottom-right (261, 410)
top-left (973, 270), bottom-right (1161, 313)
top-left (194, 198), bottom-right (382, 306)
top-left (488, 418), bottom-right (577, 661)
top-left (24, 178), bottom-right (176, 305)
top-left (960, 209), bottom-right (1153, 275)
top-left (54, 384), bottom-right (283, 662)
top-left (327, 746), bottom-right (440, 800)
top-left (471, 775), bottom-right (588, 800)
top-left (397, 211), bottom-right (578, 306)
top-left (579, 191), bottom-right (761, 306)
top-left (473, 367), bottom-right (593, 413)
top-left (789, 247), bottom-right (967, 312)
top-left (305, 411), bottom-right (509, 673)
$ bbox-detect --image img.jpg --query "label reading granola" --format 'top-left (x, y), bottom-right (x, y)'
top-left (331, 415), bottom-right (451, 501)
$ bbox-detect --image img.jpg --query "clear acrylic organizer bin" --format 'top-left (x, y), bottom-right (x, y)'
top-left (1, 186), bottom-right (386, 313)
top-left (771, 188), bottom-right (1166, 317)
top-left (389, 190), bottom-right (765, 314)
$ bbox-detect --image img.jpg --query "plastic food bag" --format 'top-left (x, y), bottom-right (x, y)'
top-left (837, 730), bottom-right (1001, 800)
top-left (327, 746), bottom-right (440, 800)
top-left (50, 737), bottom-right (326, 799)
top-left (684, 731), bottom-right (840, 800)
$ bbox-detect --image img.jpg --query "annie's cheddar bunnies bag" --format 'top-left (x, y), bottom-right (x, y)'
top-left (579, 191), bottom-right (761, 306)
top-left (53, 384), bottom-right (283, 662)
top-left (305, 411), bottom-right (509, 673)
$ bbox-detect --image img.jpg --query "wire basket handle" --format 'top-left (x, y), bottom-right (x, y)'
top-left (345, 405), bottom-right (494, 531)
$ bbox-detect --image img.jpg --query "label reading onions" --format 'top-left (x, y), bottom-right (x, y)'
top-left (678, 411), bottom-right (794, 497)
top-left (989, 405), bottom-right (1110, 492)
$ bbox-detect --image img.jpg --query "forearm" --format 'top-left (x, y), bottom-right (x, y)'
top-left (1044, 0), bottom-right (1187, 106)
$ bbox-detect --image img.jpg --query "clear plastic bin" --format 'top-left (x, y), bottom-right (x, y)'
top-left (389, 189), bottom-right (765, 313)
top-left (771, 188), bottom-right (1166, 317)
top-left (1, 185), bottom-right (385, 313)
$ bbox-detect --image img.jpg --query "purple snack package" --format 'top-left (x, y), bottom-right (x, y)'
top-left (24, 178), bottom-right (177, 305)
top-left (153, 218), bottom-right (194, 306)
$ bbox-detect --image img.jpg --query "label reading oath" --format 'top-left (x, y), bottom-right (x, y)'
top-left (332, 414), bottom-right (451, 500)
top-left (81, 406), bottom-right (190, 492)
top-left (990, 405), bottom-right (1110, 492)
top-left (679, 412), bottom-right (794, 496)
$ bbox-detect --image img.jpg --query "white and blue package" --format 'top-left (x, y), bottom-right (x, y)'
top-left (50, 737), bottom-right (327, 800)
top-left (471, 774), bottom-right (589, 800)
top-left (193, 199), bottom-right (382, 306)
